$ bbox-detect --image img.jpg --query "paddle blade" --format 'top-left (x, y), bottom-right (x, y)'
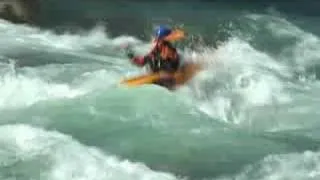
top-left (120, 73), bottom-right (161, 86)
top-left (164, 29), bottom-right (186, 42)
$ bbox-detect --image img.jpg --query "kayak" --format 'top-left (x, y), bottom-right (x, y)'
top-left (120, 62), bottom-right (202, 90)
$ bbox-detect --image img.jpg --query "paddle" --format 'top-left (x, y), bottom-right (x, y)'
top-left (120, 73), bottom-right (161, 86)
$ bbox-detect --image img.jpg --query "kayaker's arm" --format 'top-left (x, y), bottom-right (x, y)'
top-left (131, 56), bottom-right (147, 66)
top-left (125, 47), bottom-right (152, 67)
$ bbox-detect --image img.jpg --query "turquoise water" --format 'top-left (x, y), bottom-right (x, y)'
top-left (1, 1), bottom-right (320, 180)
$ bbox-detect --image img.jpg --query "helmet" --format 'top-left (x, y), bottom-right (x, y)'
top-left (154, 25), bottom-right (172, 39)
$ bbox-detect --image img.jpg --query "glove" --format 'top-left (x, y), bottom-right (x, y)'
top-left (127, 51), bottom-right (134, 59)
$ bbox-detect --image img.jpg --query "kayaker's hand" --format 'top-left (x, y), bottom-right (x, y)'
top-left (127, 51), bottom-right (134, 59)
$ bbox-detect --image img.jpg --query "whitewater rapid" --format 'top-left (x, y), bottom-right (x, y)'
top-left (0, 12), bottom-right (320, 180)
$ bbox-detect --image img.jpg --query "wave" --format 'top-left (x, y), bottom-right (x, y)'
top-left (0, 7), bottom-right (320, 180)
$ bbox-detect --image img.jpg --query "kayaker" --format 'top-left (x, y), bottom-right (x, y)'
top-left (126, 25), bottom-right (185, 82)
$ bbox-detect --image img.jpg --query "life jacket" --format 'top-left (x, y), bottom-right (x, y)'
top-left (151, 40), bottom-right (178, 62)
top-left (147, 40), bottom-right (180, 72)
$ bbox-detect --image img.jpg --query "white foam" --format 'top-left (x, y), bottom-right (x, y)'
top-left (0, 70), bottom-right (86, 109)
top-left (0, 124), bottom-right (180, 180)
top-left (187, 37), bottom-right (291, 125)
top-left (216, 150), bottom-right (320, 180)
top-left (0, 20), bottom-right (147, 109)
top-left (77, 69), bottom-right (121, 91)
top-left (246, 14), bottom-right (320, 70)
top-left (0, 20), bottom-right (109, 51)
top-left (0, 19), bottom-right (148, 62)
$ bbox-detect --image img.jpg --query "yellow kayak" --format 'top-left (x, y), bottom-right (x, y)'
top-left (120, 62), bottom-right (202, 89)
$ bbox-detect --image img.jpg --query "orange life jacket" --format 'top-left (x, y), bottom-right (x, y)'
top-left (150, 40), bottom-right (178, 62)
